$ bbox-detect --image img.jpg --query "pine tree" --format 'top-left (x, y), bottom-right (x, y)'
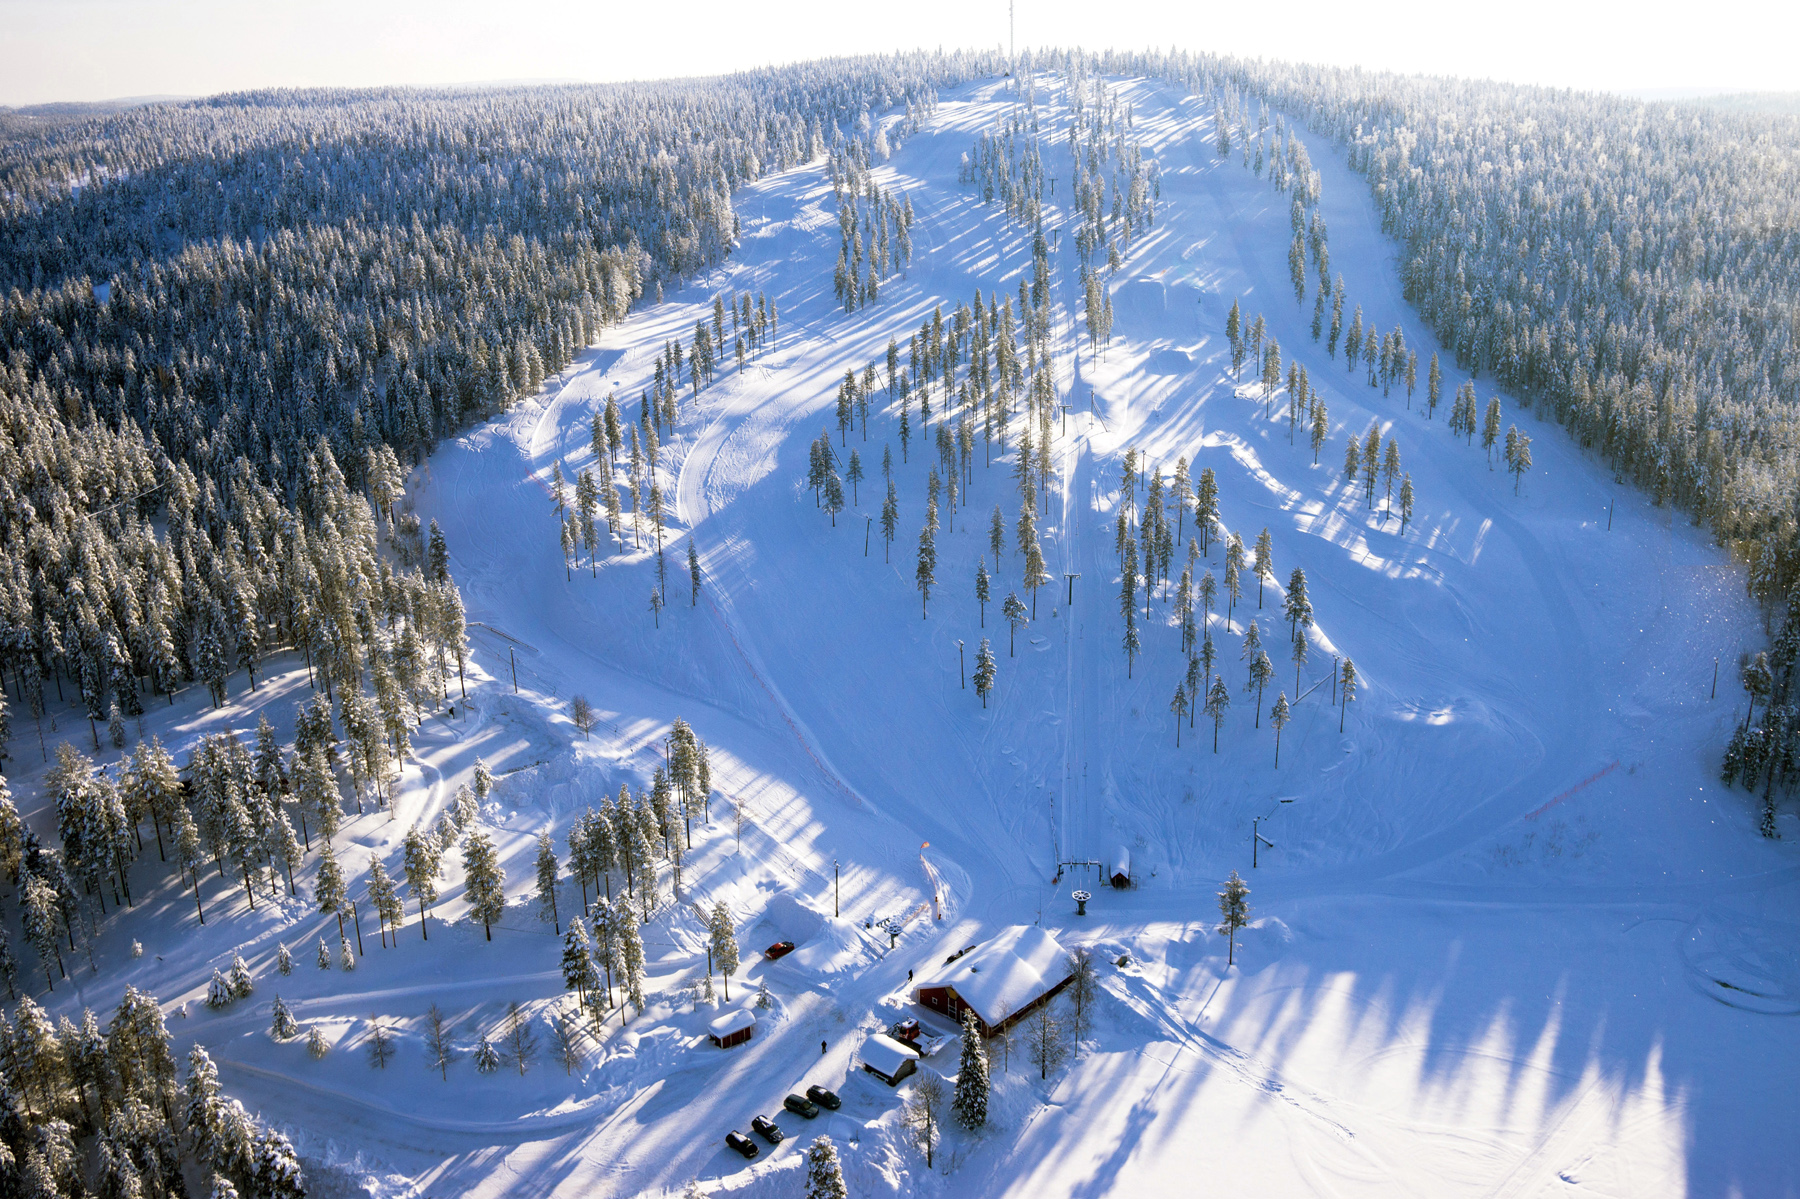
top-left (270, 996), bottom-right (299, 1041)
top-left (368, 856), bottom-right (404, 945)
top-left (366, 1020), bottom-right (395, 1070)
top-left (207, 969), bottom-right (234, 1009)
top-left (474, 1037), bottom-right (501, 1074)
top-left (229, 951), bottom-right (254, 998)
top-left (1253, 528), bottom-right (1274, 607)
top-left (916, 507), bottom-right (938, 618)
top-left (804, 1135), bottom-right (850, 1199)
top-left (535, 832), bottom-right (561, 933)
top-left (307, 1026), bottom-right (329, 1059)
top-left (462, 831), bottom-right (506, 940)
top-left (1217, 870), bottom-right (1251, 966)
top-left (975, 562), bottom-right (991, 626)
top-left (1482, 397), bottom-right (1503, 467)
top-left (952, 1008), bottom-right (990, 1128)
top-left (709, 901), bottom-right (740, 1000)
top-left (1170, 684), bottom-right (1189, 746)
top-left (687, 538), bottom-right (702, 605)
top-left (973, 638), bottom-right (997, 707)
top-left (403, 824), bottom-right (441, 940)
top-left (1505, 426), bottom-right (1533, 494)
top-left (276, 943), bottom-right (292, 975)
top-left (314, 841), bottom-right (346, 914)
top-left (561, 919), bottom-right (599, 1007)
top-left (316, 937), bottom-right (331, 970)
top-left (1270, 692), bottom-right (1292, 766)
top-left (1339, 657), bottom-right (1358, 732)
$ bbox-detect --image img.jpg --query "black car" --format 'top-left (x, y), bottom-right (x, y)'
top-left (806, 1085), bottom-right (841, 1111)
top-left (751, 1114), bottom-right (784, 1143)
top-left (783, 1092), bottom-right (821, 1118)
top-left (725, 1131), bottom-right (759, 1159)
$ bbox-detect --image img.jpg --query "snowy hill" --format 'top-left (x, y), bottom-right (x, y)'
top-left (9, 70), bottom-right (1799, 1199)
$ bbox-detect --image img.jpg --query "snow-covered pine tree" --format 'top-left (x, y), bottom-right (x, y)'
top-left (1339, 658), bottom-right (1358, 732)
top-left (270, 995), bottom-right (299, 1040)
top-left (207, 969), bottom-right (234, 1009)
top-left (462, 831), bottom-right (506, 940)
top-left (535, 832), bottom-right (561, 933)
top-left (973, 638), bottom-right (997, 707)
top-left (316, 938), bottom-right (331, 971)
top-left (952, 1008), bottom-right (989, 1128)
top-left (314, 841), bottom-right (345, 915)
top-left (306, 1027), bottom-right (329, 1059)
top-left (403, 824), bottom-right (441, 941)
top-left (474, 1036), bottom-right (501, 1074)
top-left (1270, 692), bottom-right (1292, 766)
top-left (1206, 674), bottom-right (1231, 752)
top-left (276, 942), bottom-right (292, 975)
top-left (803, 1135), bottom-right (849, 1199)
top-left (708, 902), bottom-right (740, 1001)
top-left (1217, 870), bottom-right (1251, 965)
top-left (228, 952), bottom-right (254, 999)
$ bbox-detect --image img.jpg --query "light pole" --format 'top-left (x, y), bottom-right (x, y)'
top-left (865, 515), bottom-right (872, 557)
top-left (1064, 573), bottom-right (1081, 605)
top-left (834, 859), bottom-right (840, 917)
top-left (1252, 817), bottom-right (1277, 868)
top-left (958, 640), bottom-right (965, 689)
top-left (1060, 403), bottom-right (1071, 436)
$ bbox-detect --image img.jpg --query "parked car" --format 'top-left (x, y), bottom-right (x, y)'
top-left (725, 1131), bottom-right (759, 1159)
top-left (783, 1093), bottom-right (821, 1119)
top-left (890, 1018), bottom-right (922, 1042)
top-left (751, 1115), bottom-right (784, 1144)
top-left (766, 941), bottom-right (796, 960)
top-left (806, 1085), bottom-right (842, 1111)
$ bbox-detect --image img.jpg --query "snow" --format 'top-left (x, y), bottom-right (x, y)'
top-left (911, 926), bottom-right (1071, 1029)
top-left (8, 70), bottom-right (1800, 1199)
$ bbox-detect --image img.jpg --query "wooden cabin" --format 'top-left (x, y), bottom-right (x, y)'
top-left (707, 1007), bottom-right (756, 1048)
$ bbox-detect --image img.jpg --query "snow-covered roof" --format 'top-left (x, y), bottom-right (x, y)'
top-left (1113, 847), bottom-right (1131, 877)
top-left (911, 925), bottom-right (1071, 1027)
top-left (708, 1008), bottom-right (756, 1038)
top-left (860, 1033), bottom-right (918, 1078)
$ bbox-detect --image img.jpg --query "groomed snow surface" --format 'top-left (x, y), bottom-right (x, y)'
top-left (10, 73), bottom-right (1800, 1198)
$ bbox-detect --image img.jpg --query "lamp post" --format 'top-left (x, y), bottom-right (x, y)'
top-left (958, 640), bottom-right (965, 688)
top-left (834, 858), bottom-right (840, 917)
top-left (1064, 573), bottom-right (1081, 605)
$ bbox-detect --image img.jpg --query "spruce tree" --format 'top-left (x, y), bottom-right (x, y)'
top-left (462, 831), bottom-right (506, 941)
top-left (709, 901), bottom-right (740, 1001)
top-left (270, 996), bottom-right (299, 1040)
top-left (952, 1008), bottom-right (990, 1128)
top-left (973, 638), bottom-right (998, 707)
top-left (804, 1135), bottom-right (849, 1199)
top-left (535, 832), bottom-right (561, 933)
top-left (1217, 870), bottom-right (1251, 966)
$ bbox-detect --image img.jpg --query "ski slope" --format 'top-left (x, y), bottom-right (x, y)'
top-left (10, 72), bottom-right (1799, 1199)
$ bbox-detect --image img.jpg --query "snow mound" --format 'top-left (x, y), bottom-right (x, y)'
top-left (1122, 276), bottom-right (1166, 315)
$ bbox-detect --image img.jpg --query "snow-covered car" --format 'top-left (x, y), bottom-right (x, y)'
top-left (751, 1115), bottom-right (783, 1143)
top-left (783, 1093), bottom-right (821, 1119)
top-left (765, 940), bottom-right (796, 960)
top-left (806, 1085), bottom-right (841, 1111)
top-left (890, 1018), bottom-right (922, 1042)
top-left (725, 1131), bottom-right (758, 1159)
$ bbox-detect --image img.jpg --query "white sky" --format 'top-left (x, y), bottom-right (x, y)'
top-left (2, 0), bottom-right (1796, 108)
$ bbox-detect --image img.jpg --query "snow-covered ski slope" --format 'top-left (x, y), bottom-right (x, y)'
top-left (401, 73), bottom-right (1800, 1197)
top-left (15, 72), bottom-right (1797, 1198)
